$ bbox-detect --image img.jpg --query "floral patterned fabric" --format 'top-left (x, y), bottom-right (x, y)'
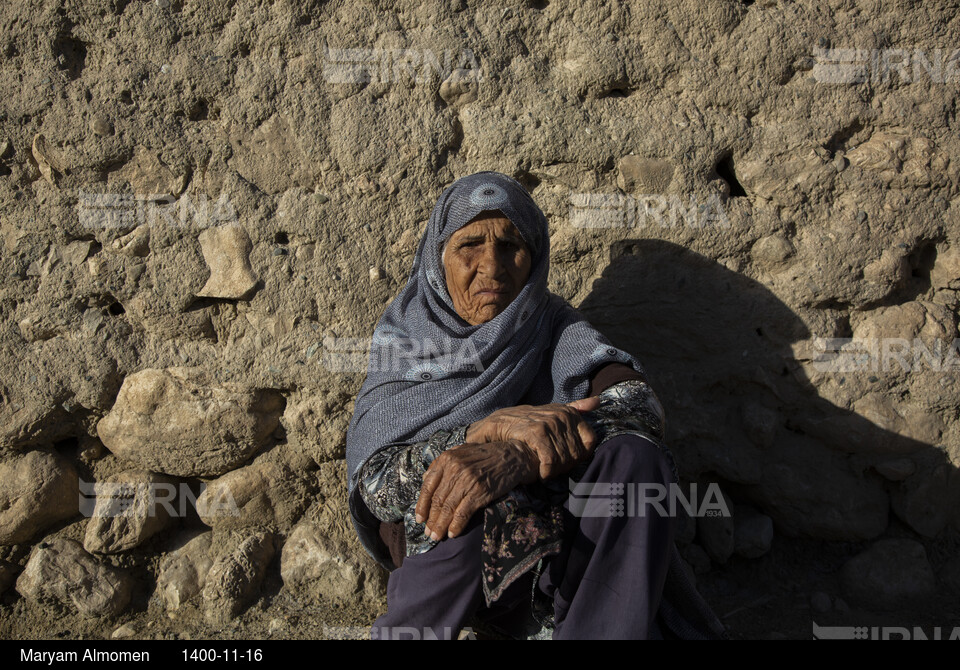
top-left (358, 379), bottom-right (668, 606)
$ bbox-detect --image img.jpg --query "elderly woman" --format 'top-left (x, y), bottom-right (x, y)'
top-left (346, 172), bottom-right (722, 640)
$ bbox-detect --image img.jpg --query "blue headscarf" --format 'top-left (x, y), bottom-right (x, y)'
top-left (345, 172), bottom-right (646, 492)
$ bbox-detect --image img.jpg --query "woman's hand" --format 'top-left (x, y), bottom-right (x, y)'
top-left (415, 440), bottom-right (540, 541)
top-left (464, 397), bottom-right (602, 480)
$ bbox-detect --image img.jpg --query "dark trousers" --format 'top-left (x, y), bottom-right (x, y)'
top-left (371, 433), bottom-right (677, 640)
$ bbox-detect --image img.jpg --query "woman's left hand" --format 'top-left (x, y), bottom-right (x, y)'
top-left (415, 440), bottom-right (540, 541)
top-left (464, 396), bottom-right (602, 480)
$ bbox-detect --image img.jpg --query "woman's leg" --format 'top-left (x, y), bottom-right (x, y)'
top-left (539, 433), bottom-right (677, 639)
top-left (372, 515), bottom-right (485, 640)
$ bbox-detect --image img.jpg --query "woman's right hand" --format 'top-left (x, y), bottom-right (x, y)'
top-left (464, 396), bottom-right (602, 480)
top-left (415, 440), bottom-right (540, 541)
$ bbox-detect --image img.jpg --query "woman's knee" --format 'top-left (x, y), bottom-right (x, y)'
top-left (591, 433), bottom-right (675, 485)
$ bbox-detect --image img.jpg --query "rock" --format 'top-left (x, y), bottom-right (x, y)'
top-left (852, 301), bottom-right (956, 346)
top-left (113, 146), bottom-right (185, 198)
top-left (617, 156), bottom-right (674, 194)
top-left (369, 266), bottom-right (385, 281)
top-left (111, 623), bottom-right (137, 639)
top-left (0, 450), bottom-right (79, 545)
top-left (111, 225), bottom-right (150, 257)
top-left (931, 245), bottom-right (960, 290)
top-left (438, 69), bottom-right (479, 106)
top-left (750, 234), bottom-right (795, 269)
top-left (82, 470), bottom-right (179, 554)
top-left (196, 451), bottom-right (315, 532)
top-left (91, 116), bottom-right (114, 137)
top-left (751, 435), bottom-right (890, 540)
top-left (97, 368), bottom-right (285, 478)
top-left (16, 538), bottom-right (133, 618)
top-left (280, 519), bottom-right (384, 606)
top-left (841, 539), bottom-right (936, 610)
top-left (862, 248), bottom-right (911, 287)
top-left (874, 458), bottom-right (916, 481)
top-left (810, 591), bottom-right (832, 613)
top-left (202, 531), bottom-right (275, 625)
top-left (0, 559), bottom-right (18, 594)
top-left (156, 531), bottom-right (214, 611)
top-left (890, 462), bottom-right (960, 537)
top-left (195, 225), bottom-right (258, 299)
top-left (696, 489), bottom-right (735, 564)
top-left (31, 134), bottom-right (64, 184)
top-left (734, 506), bottom-right (774, 559)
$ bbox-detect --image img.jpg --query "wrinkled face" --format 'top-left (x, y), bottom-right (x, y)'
top-left (442, 211), bottom-right (532, 326)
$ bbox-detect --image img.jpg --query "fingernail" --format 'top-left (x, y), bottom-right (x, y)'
top-left (415, 514), bottom-right (423, 524)
top-left (429, 531), bottom-right (440, 542)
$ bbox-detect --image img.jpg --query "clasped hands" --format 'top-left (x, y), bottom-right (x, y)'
top-left (415, 396), bottom-right (601, 542)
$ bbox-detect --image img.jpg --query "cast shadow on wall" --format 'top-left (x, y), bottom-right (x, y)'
top-left (578, 239), bottom-right (960, 542)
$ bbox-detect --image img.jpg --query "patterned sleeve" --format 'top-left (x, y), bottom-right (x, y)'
top-left (581, 378), bottom-right (666, 445)
top-left (357, 425), bottom-right (469, 524)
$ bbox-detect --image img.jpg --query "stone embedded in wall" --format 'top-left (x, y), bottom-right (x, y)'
top-left (931, 245), bottom-right (960, 290)
top-left (439, 69), bottom-right (479, 107)
top-left (195, 225), bottom-right (259, 300)
top-left (83, 470), bottom-right (179, 555)
top-left (841, 539), bottom-right (936, 610)
top-left (156, 531), bottom-right (214, 612)
top-left (111, 146), bottom-right (185, 199)
top-left (751, 434), bottom-right (890, 541)
top-left (750, 234), bottom-right (795, 269)
top-left (890, 462), bottom-right (960, 538)
top-left (280, 518), bottom-right (385, 607)
top-left (96, 368), bottom-right (285, 478)
top-left (16, 538), bottom-right (134, 618)
top-left (31, 134), bottom-right (63, 185)
top-left (733, 506), bottom-right (774, 559)
top-left (196, 450), bottom-right (316, 532)
top-left (617, 156), bottom-right (675, 194)
top-left (202, 531), bottom-right (275, 625)
top-left (0, 450), bottom-right (79, 546)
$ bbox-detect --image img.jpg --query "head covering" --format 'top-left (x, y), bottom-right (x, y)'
top-left (346, 172), bottom-right (646, 493)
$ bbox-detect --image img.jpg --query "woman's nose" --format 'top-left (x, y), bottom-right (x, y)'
top-left (477, 242), bottom-right (505, 276)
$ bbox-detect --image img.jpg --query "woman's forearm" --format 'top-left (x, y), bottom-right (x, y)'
top-left (357, 425), bottom-right (468, 523)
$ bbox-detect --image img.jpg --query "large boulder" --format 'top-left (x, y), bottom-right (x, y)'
top-left (202, 530), bottom-right (275, 625)
top-left (82, 470), bottom-right (179, 554)
top-left (0, 450), bottom-right (79, 545)
top-left (97, 368), bottom-right (285, 477)
top-left (156, 531), bottom-right (214, 612)
top-left (841, 539), bottom-right (936, 610)
top-left (16, 538), bottom-right (134, 618)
